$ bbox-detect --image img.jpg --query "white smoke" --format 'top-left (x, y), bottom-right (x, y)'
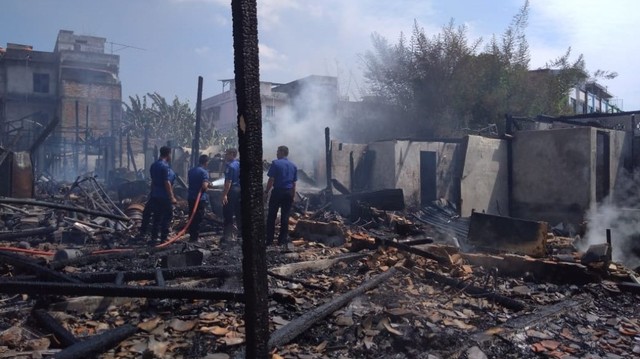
top-left (262, 77), bottom-right (344, 184)
top-left (581, 170), bottom-right (640, 270)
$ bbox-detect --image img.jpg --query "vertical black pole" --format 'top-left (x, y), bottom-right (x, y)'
top-left (325, 127), bottom-right (332, 193)
top-left (505, 114), bottom-right (513, 216)
top-left (231, 0), bottom-right (269, 357)
top-left (192, 76), bottom-right (203, 168)
top-left (143, 123), bottom-right (149, 173)
top-left (85, 105), bottom-right (89, 172)
top-left (606, 228), bottom-right (612, 262)
top-left (631, 114), bottom-right (635, 171)
top-left (75, 100), bottom-right (79, 176)
top-left (349, 151), bottom-right (354, 192)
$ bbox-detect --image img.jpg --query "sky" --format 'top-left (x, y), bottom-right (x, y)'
top-left (1, 0), bottom-right (639, 110)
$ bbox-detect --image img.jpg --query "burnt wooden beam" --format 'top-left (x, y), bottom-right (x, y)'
top-left (51, 245), bottom-right (181, 270)
top-left (0, 280), bottom-right (245, 301)
top-left (270, 253), bottom-right (369, 277)
top-left (375, 237), bottom-right (451, 266)
top-left (72, 265), bottom-right (237, 283)
top-left (0, 252), bottom-right (82, 284)
top-left (269, 268), bottom-right (398, 348)
top-left (0, 226), bottom-right (56, 241)
top-left (461, 253), bottom-right (599, 285)
top-left (0, 198), bottom-right (130, 222)
top-left (51, 324), bottom-right (137, 359)
top-left (32, 309), bottom-right (79, 348)
top-left (423, 268), bottom-right (525, 311)
top-left (267, 271), bottom-right (327, 291)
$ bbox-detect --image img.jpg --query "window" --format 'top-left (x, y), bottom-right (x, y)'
top-left (266, 105), bottom-right (275, 118)
top-left (33, 73), bottom-right (50, 93)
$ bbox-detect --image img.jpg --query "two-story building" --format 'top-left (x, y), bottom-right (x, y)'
top-left (0, 30), bottom-right (122, 181)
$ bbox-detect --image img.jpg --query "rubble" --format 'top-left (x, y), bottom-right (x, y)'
top-left (0, 175), bottom-right (637, 359)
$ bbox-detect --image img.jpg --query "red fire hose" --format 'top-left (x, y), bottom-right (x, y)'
top-left (0, 191), bottom-right (203, 257)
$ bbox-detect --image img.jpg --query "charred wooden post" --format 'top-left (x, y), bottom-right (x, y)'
top-left (0, 280), bottom-right (245, 301)
top-left (505, 114), bottom-right (514, 217)
top-left (155, 268), bottom-right (165, 287)
top-left (51, 324), bottom-right (137, 359)
top-left (269, 268), bottom-right (398, 348)
top-left (75, 100), bottom-right (80, 176)
top-left (325, 127), bottom-right (332, 194)
top-left (192, 76), bottom-right (203, 168)
top-left (32, 309), bottom-right (79, 348)
top-left (231, 0), bottom-right (269, 356)
top-left (606, 228), bottom-right (613, 262)
top-left (114, 272), bottom-right (124, 286)
top-left (0, 252), bottom-right (82, 283)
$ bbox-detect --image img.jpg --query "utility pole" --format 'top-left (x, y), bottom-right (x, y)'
top-left (231, 0), bottom-right (269, 357)
top-left (75, 101), bottom-right (79, 177)
top-left (192, 76), bottom-right (203, 168)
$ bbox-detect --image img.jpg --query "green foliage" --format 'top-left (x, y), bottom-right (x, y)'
top-left (361, 0), bottom-right (602, 137)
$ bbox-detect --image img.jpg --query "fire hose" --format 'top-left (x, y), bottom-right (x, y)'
top-left (0, 191), bottom-right (203, 257)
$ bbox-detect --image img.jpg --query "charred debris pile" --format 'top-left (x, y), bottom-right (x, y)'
top-left (0, 174), bottom-right (638, 359)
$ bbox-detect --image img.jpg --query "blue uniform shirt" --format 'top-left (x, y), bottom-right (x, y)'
top-left (268, 157), bottom-right (297, 189)
top-left (225, 159), bottom-right (240, 187)
top-left (150, 159), bottom-right (172, 198)
top-left (188, 166), bottom-right (209, 202)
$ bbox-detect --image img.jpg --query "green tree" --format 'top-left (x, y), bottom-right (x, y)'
top-left (361, 0), bottom-right (601, 137)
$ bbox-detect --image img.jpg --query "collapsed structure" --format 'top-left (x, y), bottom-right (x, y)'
top-left (0, 30), bottom-right (639, 358)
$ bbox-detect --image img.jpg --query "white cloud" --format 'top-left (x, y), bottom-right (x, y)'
top-left (194, 46), bottom-right (211, 55)
top-left (259, 43), bottom-right (287, 71)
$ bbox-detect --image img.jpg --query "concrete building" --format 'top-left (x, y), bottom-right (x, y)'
top-left (201, 79), bottom-right (288, 132)
top-left (201, 75), bottom-right (339, 133)
top-left (569, 81), bottom-right (623, 114)
top-left (0, 30), bottom-right (121, 181)
top-left (529, 69), bottom-right (623, 114)
top-left (331, 123), bottom-right (631, 227)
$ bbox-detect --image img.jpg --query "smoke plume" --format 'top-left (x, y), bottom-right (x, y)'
top-left (581, 170), bottom-right (640, 269)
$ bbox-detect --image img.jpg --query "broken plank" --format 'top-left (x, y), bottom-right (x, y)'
top-left (0, 280), bottom-right (245, 301)
top-left (0, 226), bottom-right (56, 241)
top-left (49, 296), bottom-right (141, 314)
top-left (422, 268), bottom-right (526, 311)
top-left (267, 270), bottom-right (327, 291)
top-left (270, 252), bottom-right (369, 277)
top-left (0, 252), bottom-right (82, 283)
top-left (73, 265), bottom-right (238, 283)
top-left (375, 237), bottom-right (451, 266)
top-left (51, 324), bottom-right (137, 359)
top-left (461, 253), bottom-right (599, 285)
top-left (32, 309), bottom-right (79, 347)
top-left (0, 197), bottom-right (130, 222)
top-left (269, 267), bottom-right (398, 348)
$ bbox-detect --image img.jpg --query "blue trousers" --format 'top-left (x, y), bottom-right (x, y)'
top-left (266, 188), bottom-right (293, 245)
top-left (222, 186), bottom-right (242, 241)
top-left (140, 196), bottom-right (173, 240)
